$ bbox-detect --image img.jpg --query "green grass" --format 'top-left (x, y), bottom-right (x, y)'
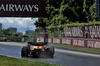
top-left (49, 43), bottom-right (100, 53)
top-left (0, 55), bottom-right (62, 66)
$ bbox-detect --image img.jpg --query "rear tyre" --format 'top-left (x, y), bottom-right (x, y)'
top-left (46, 46), bottom-right (55, 58)
top-left (21, 46), bottom-right (28, 57)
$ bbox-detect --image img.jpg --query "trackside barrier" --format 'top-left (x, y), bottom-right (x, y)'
top-left (38, 37), bottom-right (100, 49)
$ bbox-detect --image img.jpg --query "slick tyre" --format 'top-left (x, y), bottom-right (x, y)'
top-left (46, 46), bottom-right (55, 58)
top-left (21, 46), bottom-right (28, 57)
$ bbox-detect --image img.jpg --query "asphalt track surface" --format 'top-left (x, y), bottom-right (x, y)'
top-left (0, 42), bottom-right (100, 66)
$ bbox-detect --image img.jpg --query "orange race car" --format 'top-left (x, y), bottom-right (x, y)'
top-left (21, 30), bottom-right (55, 58)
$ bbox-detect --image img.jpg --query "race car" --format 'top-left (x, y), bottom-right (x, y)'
top-left (21, 42), bottom-right (54, 58)
top-left (21, 29), bottom-right (55, 58)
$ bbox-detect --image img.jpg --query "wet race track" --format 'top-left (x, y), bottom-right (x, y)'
top-left (0, 42), bottom-right (100, 66)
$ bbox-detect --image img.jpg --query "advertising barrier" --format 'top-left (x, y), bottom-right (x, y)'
top-left (39, 37), bottom-right (100, 49)
top-left (63, 25), bottom-right (100, 39)
top-left (38, 25), bottom-right (100, 49)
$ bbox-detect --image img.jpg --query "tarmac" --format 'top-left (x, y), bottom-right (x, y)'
top-left (0, 42), bottom-right (27, 47)
top-left (0, 42), bottom-right (100, 55)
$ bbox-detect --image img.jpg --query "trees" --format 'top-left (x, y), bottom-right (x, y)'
top-left (19, 34), bottom-right (29, 37)
top-left (34, 0), bottom-right (96, 28)
top-left (34, 18), bottom-right (48, 28)
top-left (0, 28), bottom-right (11, 36)
top-left (12, 33), bottom-right (18, 36)
top-left (47, 0), bottom-right (96, 23)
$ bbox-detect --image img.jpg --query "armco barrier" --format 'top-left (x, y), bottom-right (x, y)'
top-left (38, 37), bottom-right (100, 49)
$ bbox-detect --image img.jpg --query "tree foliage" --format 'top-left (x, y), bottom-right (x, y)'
top-left (30, 32), bottom-right (36, 38)
top-left (19, 34), bottom-right (29, 37)
top-left (12, 33), bottom-right (18, 36)
top-left (0, 28), bottom-right (11, 36)
top-left (34, 0), bottom-right (96, 27)
top-left (34, 18), bottom-right (48, 28)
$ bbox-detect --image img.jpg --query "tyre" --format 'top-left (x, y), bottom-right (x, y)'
top-left (46, 46), bottom-right (55, 58)
top-left (21, 46), bottom-right (28, 57)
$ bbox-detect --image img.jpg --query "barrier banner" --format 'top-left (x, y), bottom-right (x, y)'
top-left (0, 0), bottom-right (47, 17)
